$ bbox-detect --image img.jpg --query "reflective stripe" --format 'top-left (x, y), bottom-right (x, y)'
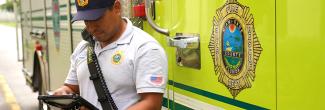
top-left (163, 89), bottom-right (224, 109)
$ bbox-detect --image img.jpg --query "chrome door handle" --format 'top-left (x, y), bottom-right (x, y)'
top-left (145, 0), bottom-right (169, 36)
top-left (167, 33), bottom-right (200, 49)
top-left (30, 30), bottom-right (46, 39)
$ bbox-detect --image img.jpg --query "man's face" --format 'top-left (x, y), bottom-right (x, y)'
top-left (84, 1), bottom-right (121, 43)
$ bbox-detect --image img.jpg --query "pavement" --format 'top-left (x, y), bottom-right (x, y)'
top-left (0, 24), bottom-right (38, 110)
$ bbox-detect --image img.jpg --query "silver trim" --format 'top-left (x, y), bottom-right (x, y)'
top-left (168, 33), bottom-right (201, 69)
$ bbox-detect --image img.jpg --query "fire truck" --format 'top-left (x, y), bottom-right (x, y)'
top-left (15, 0), bottom-right (325, 109)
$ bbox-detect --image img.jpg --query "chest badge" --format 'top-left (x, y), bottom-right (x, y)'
top-left (112, 51), bottom-right (124, 65)
top-left (208, 0), bottom-right (263, 98)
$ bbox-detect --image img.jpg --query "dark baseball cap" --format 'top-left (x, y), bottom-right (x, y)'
top-left (72, 0), bottom-right (116, 22)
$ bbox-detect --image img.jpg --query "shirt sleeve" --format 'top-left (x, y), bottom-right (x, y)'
top-left (64, 53), bottom-right (79, 85)
top-left (134, 42), bottom-right (168, 94)
top-left (64, 41), bottom-right (88, 85)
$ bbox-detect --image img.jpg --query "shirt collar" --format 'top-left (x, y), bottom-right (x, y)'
top-left (116, 17), bottom-right (134, 45)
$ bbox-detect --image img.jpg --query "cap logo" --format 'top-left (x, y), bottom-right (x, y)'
top-left (77, 0), bottom-right (88, 7)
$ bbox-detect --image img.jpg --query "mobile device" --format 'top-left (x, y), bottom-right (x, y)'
top-left (38, 94), bottom-right (98, 110)
top-left (81, 28), bottom-right (93, 42)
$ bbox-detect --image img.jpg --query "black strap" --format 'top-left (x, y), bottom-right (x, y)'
top-left (83, 29), bottom-right (118, 110)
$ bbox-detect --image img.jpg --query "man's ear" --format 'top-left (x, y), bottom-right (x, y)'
top-left (113, 0), bottom-right (122, 16)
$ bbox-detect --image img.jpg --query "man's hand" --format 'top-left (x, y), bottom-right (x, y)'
top-left (52, 84), bottom-right (79, 95)
top-left (127, 93), bottom-right (163, 110)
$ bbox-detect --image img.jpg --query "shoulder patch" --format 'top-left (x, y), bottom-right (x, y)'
top-left (149, 74), bottom-right (164, 86)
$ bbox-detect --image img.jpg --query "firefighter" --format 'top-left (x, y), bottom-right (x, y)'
top-left (53, 0), bottom-right (168, 109)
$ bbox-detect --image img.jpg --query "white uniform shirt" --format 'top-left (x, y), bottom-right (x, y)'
top-left (65, 18), bottom-right (168, 110)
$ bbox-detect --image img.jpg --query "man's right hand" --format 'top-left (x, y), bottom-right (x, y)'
top-left (52, 84), bottom-right (79, 95)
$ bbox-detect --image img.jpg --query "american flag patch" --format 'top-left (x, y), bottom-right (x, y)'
top-left (150, 75), bottom-right (163, 86)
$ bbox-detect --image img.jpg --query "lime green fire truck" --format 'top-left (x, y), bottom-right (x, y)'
top-left (16, 0), bottom-right (325, 109)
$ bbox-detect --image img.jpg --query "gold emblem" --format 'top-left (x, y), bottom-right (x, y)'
top-left (77, 0), bottom-right (88, 7)
top-left (208, 0), bottom-right (262, 98)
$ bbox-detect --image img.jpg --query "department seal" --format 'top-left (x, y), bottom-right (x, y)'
top-left (208, 0), bottom-right (263, 98)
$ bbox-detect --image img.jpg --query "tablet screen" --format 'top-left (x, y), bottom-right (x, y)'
top-left (46, 98), bottom-right (75, 105)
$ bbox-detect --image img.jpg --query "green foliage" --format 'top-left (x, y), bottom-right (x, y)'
top-left (0, 1), bottom-right (14, 12)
